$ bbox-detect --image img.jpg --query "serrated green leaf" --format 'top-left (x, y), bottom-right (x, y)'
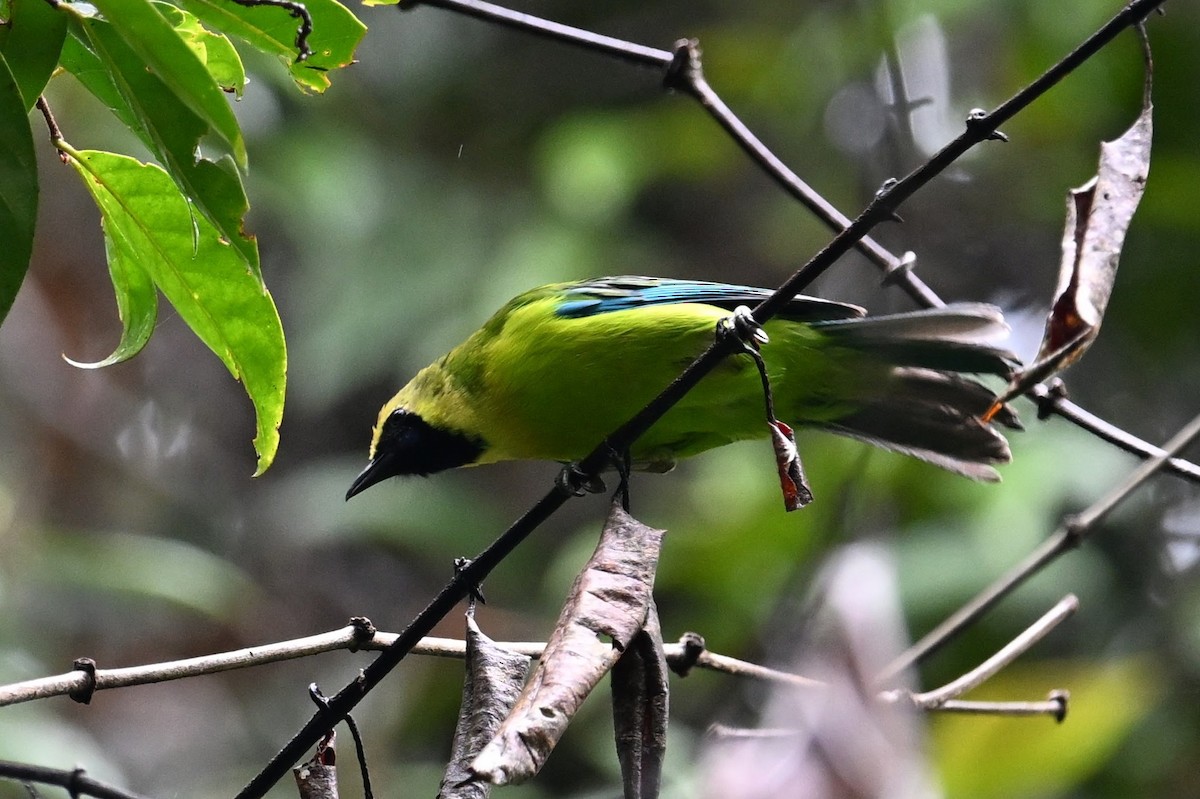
top-left (62, 18), bottom-right (261, 278)
top-left (0, 51), bottom-right (37, 325)
top-left (65, 147), bottom-right (285, 474)
top-left (64, 220), bottom-right (159, 369)
top-left (82, 0), bottom-right (247, 167)
top-left (173, 0), bottom-right (365, 93)
top-left (0, 0), bottom-right (68, 110)
top-left (155, 1), bottom-right (246, 97)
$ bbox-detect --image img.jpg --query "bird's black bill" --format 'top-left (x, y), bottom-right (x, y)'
top-left (346, 452), bottom-right (397, 501)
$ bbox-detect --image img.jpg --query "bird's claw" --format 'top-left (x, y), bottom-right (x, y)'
top-left (556, 463), bottom-right (607, 497)
top-left (454, 556), bottom-right (487, 604)
top-left (718, 305), bottom-right (769, 352)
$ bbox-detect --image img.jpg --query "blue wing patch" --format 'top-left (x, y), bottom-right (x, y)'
top-left (554, 276), bottom-right (864, 323)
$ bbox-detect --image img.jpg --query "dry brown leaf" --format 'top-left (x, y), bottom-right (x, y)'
top-left (989, 89), bottom-right (1151, 414)
top-left (611, 602), bottom-right (669, 799)
top-left (471, 500), bottom-right (667, 785)
top-left (769, 419), bottom-right (814, 511)
top-left (438, 610), bottom-right (532, 799)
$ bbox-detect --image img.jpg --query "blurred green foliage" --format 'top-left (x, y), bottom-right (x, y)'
top-left (3, 1), bottom-right (1200, 797)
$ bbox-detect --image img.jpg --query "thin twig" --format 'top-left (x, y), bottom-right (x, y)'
top-left (1033, 384), bottom-right (1200, 482)
top-left (0, 628), bottom-right (824, 708)
top-left (0, 761), bottom-right (153, 799)
top-left (899, 595), bottom-right (1078, 708)
top-left (0, 625), bottom-right (370, 707)
top-left (229, 0), bottom-right (313, 61)
top-left (414, 0), bottom-right (671, 68)
top-left (34, 96), bottom-right (69, 162)
top-left (931, 694), bottom-right (1069, 719)
top-left (237, 5), bottom-right (1171, 796)
top-left (881, 409), bottom-right (1200, 683)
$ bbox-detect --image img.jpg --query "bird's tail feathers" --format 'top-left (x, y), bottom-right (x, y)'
top-left (819, 368), bottom-right (1017, 481)
top-left (813, 304), bottom-right (1021, 480)
top-left (815, 303), bottom-right (1019, 377)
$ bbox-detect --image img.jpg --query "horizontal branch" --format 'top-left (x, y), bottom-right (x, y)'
top-left (2, 597), bottom-right (1074, 724)
top-left (0, 624), bottom-right (823, 708)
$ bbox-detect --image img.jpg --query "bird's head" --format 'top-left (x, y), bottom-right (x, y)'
top-left (345, 407), bottom-right (486, 500)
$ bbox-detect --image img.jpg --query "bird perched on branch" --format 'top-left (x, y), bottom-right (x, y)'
top-left (346, 276), bottom-right (1020, 500)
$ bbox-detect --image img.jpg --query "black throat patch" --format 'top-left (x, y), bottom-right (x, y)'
top-left (346, 409), bottom-right (487, 500)
top-left (375, 409), bottom-right (486, 477)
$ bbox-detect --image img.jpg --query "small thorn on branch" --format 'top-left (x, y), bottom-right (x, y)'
top-left (965, 108), bottom-right (1009, 141)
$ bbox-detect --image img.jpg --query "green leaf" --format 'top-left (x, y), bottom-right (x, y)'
top-left (0, 0), bottom-right (68, 110)
top-left (62, 18), bottom-right (261, 278)
top-left (0, 51), bottom-right (37, 325)
top-left (155, 1), bottom-right (246, 97)
top-left (65, 147), bottom-right (285, 474)
top-left (64, 218), bottom-right (159, 369)
top-left (58, 29), bottom-right (139, 131)
top-left (173, 0), bottom-right (365, 94)
top-left (82, 0), bottom-right (247, 167)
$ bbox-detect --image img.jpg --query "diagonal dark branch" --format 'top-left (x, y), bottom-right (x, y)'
top-left (408, 0), bottom-right (1195, 484)
top-left (236, 2), bottom-right (1173, 796)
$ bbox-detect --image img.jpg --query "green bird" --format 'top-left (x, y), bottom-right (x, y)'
top-left (346, 276), bottom-right (1020, 499)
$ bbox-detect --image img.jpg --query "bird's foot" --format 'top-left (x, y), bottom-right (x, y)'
top-left (454, 556), bottom-right (487, 605)
top-left (556, 463), bottom-right (607, 497)
top-left (717, 305), bottom-right (770, 353)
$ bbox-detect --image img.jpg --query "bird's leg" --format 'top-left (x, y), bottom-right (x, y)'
top-left (608, 445), bottom-right (633, 512)
top-left (716, 306), bottom-right (777, 421)
top-left (716, 306), bottom-right (814, 511)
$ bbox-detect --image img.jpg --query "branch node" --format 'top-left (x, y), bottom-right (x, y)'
top-left (68, 658), bottom-right (97, 705)
top-left (873, 178), bottom-right (904, 222)
top-left (669, 632), bottom-right (706, 677)
top-left (965, 107), bottom-right (1009, 141)
top-left (67, 766), bottom-right (88, 799)
top-left (1035, 378), bottom-right (1069, 420)
top-left (663, 38), bottom-right (701, 94)
top-left (348, 617), bottom-right (376, 651)
top-left (1048, 689), bottom-right (1070, 722)
top-left (1061, 514), bottom-right (1087, 548)
top-left (880, 251), bottom-right (918, 287)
